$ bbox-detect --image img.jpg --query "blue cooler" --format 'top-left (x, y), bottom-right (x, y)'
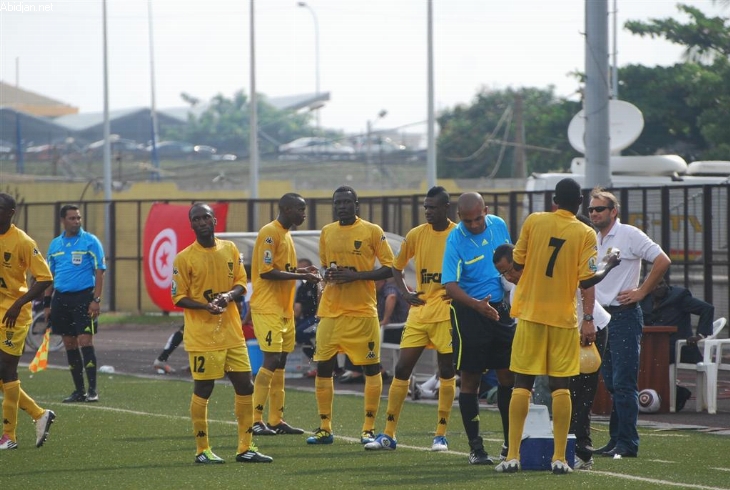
top-left (520, 435), bottom-right (576, 471)
top-left (519, 404), bottom-right (576, 471)
top-left (246, 340), bottom-right (263, 375)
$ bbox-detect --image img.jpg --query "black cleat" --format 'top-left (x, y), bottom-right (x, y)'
top-left (62, 391), bottom-right (87, 403)
top-left (236, 449), bottom-right (273, 463)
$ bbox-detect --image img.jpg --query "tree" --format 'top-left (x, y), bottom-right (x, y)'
top-left (163, 90), bottom-right (316, 157)
top-left (625, 4), bottom-right (730, 61)
top-left (618, 63), bottom-right (708, 160)
top-left (436, 87), bottom-right (580, 178)
top-left (624, 4), bottom-right (730, 161)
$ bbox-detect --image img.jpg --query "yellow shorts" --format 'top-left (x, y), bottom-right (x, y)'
top-left (400, 319), bottom-right (453, 354)
top-left (0, 321), bottom-right (29, 357)
top-left (252, 313), bottom-right (295, 353)
top-left (188, 345), bottom-right (251, 380)
top-left (314, 316), bottom-right (380, 365)
top-left (510, 319), bottom-right (579, 377)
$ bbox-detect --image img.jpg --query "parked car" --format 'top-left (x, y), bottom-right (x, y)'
top-left (278, 137), bottom-right (356, 161)
top-left (354, 136), bottom-right (407, 155)
top-left (24, 142), bottom-right (77, 161)
top-left (150, 141), bottom-right (228, 161)
top-left (85, 136), bottom-right (149, 160)
top-left (0, 140), bottom-right (15, 160)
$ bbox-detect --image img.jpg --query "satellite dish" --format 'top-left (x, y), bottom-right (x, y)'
top-left (567, 100), bottom-right (644, 154)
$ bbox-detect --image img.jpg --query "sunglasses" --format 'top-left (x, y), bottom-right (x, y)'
top-left (499, 264), bottom-right (515, 277)
top-left (588, 206), bottom-right (613, 213)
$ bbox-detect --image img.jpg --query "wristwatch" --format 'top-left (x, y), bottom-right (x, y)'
top-left (93, 297), bottom-right (102, 303)
top-left (583, 313), bottom-right (594, 322)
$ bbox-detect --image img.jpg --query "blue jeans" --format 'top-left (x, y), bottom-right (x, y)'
top-left (600, 306), bottom-right (643, 454)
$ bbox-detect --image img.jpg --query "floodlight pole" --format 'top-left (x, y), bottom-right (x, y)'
top-left (426, 0), bottom-right (436, 188)
top-left (297, 2), bottom-right (321, 134)
top-left (584, 0), bottom-right (611, 188)
top-left (249, 0), bottom-right (260, 229)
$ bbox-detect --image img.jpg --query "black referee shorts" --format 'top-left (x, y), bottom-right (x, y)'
top-left (450, 300), bottom-right (514, 373)
top-left (50, 288), bottom-right (98, 337)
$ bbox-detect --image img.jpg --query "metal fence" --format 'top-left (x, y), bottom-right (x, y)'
top-left (14, 183), bottom-right (729, 320)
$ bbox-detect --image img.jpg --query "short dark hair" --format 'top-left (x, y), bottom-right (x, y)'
top-left (426, 186), bottom-right (450, 203)
top-left (0, 193), bottom-right (16, 210)
top-left (188, 202), bottom-right (213, 220)
top-left (279, 193), bottom-right (304, 209)
top-left (493, 243), bottom-right (515, 264)
top-left (554, 178), bottom-right (582, 207)
top-left (60, 204), bottom-right (79, 218)
top-left (333, 185), bottom-right (357, 201)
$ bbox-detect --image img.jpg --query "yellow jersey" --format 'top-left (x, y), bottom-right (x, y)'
top-left (250, 220), bottom-right (298, 318)
top-left (172, 238), bottom-right (247, 351)
top-left (512, 210), bottom-right (597, 328)
top-left (318, 217), bottom-right (394, 318)
top-left (393, 221), bottom-right (456, 323)
top-left (0, 224), bottom-right (53, 326)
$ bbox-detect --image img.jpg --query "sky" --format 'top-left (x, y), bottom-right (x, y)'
top-left (1, 0), bottom-right (726, 136)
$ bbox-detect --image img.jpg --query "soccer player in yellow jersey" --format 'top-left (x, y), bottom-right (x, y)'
top-left (249, 193), bottom-right (321, 437)
top-left (306, 186), bottom-right (395, 445)
top-left (496, 178), bottom-right (603, 475)
top-left (172, 203), bottom-right (272, 464)
top-left (0, 193), bottom-right (56, 450)
top-left (364, 186), bottom-right (457, 452)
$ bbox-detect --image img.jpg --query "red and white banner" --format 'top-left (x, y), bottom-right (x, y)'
top-left (143, 203), bottom-right (229, 311)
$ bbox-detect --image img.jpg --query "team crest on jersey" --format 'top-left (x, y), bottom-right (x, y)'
top-left (228, 261), bottom-right (234, 273)
top-left (3, 252), bottom-right (10, 263)
top-left (264, 250), bottom-right (273, 264)
top-left (265, 236), bottom-right (273, 244)
top-left (365, 341), bottom-right (376, 360)
top-left (4, 330), bottom-right (14, 348)
top-left (354, 240), bottom-right (362, 249)
top-left (588, 256), bottom-right (598, 272)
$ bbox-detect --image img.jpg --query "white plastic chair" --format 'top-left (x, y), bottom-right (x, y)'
top-left (380, 322), bottom-right (405, 375)
top-left (697, 318), bottom-right (729, 414)
top-left (670, 317), bottom-right (727, 413)
top-left (379, 322), bottom-right (439, 381)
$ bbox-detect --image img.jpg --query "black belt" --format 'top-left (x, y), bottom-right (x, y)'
top-left (603, 303), bottom-right (637, 313)
top-left (57, 288), bottom-right (93, 296)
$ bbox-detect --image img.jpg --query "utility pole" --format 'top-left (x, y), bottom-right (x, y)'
top-left (512, 94), bottom-right (526, 179)
top-left (584, 0), bottom-right (611, 189)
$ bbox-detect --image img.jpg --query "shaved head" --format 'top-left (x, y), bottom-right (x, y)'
top-left (279, 192), bottom-right (304, 209)
top-left (457, 192), bottom-right (484, 213)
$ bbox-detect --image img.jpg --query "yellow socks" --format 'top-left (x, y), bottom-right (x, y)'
top-left (506, 388), bottom-right (531, 461)
top-left (383, 378), bottom-right (409, 438)
top-left (235, 394), bottom-right (254, 454)
top-left (436, 377), bottom-right (456, 437)
top-left (551, 389), bottom-right (572, 463)
top-left (190, 394), bottom-right (209, 453)
top-left (315, 377), bottom-right (334, 432)
top-left (268, 369), bottom-right (286, 426)
top-left (0, 380), bottom-right (43, 421)
top-left (252, 368), bottom-right (273, 424)
top-left (1, 380), bottom-right (20, 441)
top-left (362, 372), bottom-right (383, 433)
